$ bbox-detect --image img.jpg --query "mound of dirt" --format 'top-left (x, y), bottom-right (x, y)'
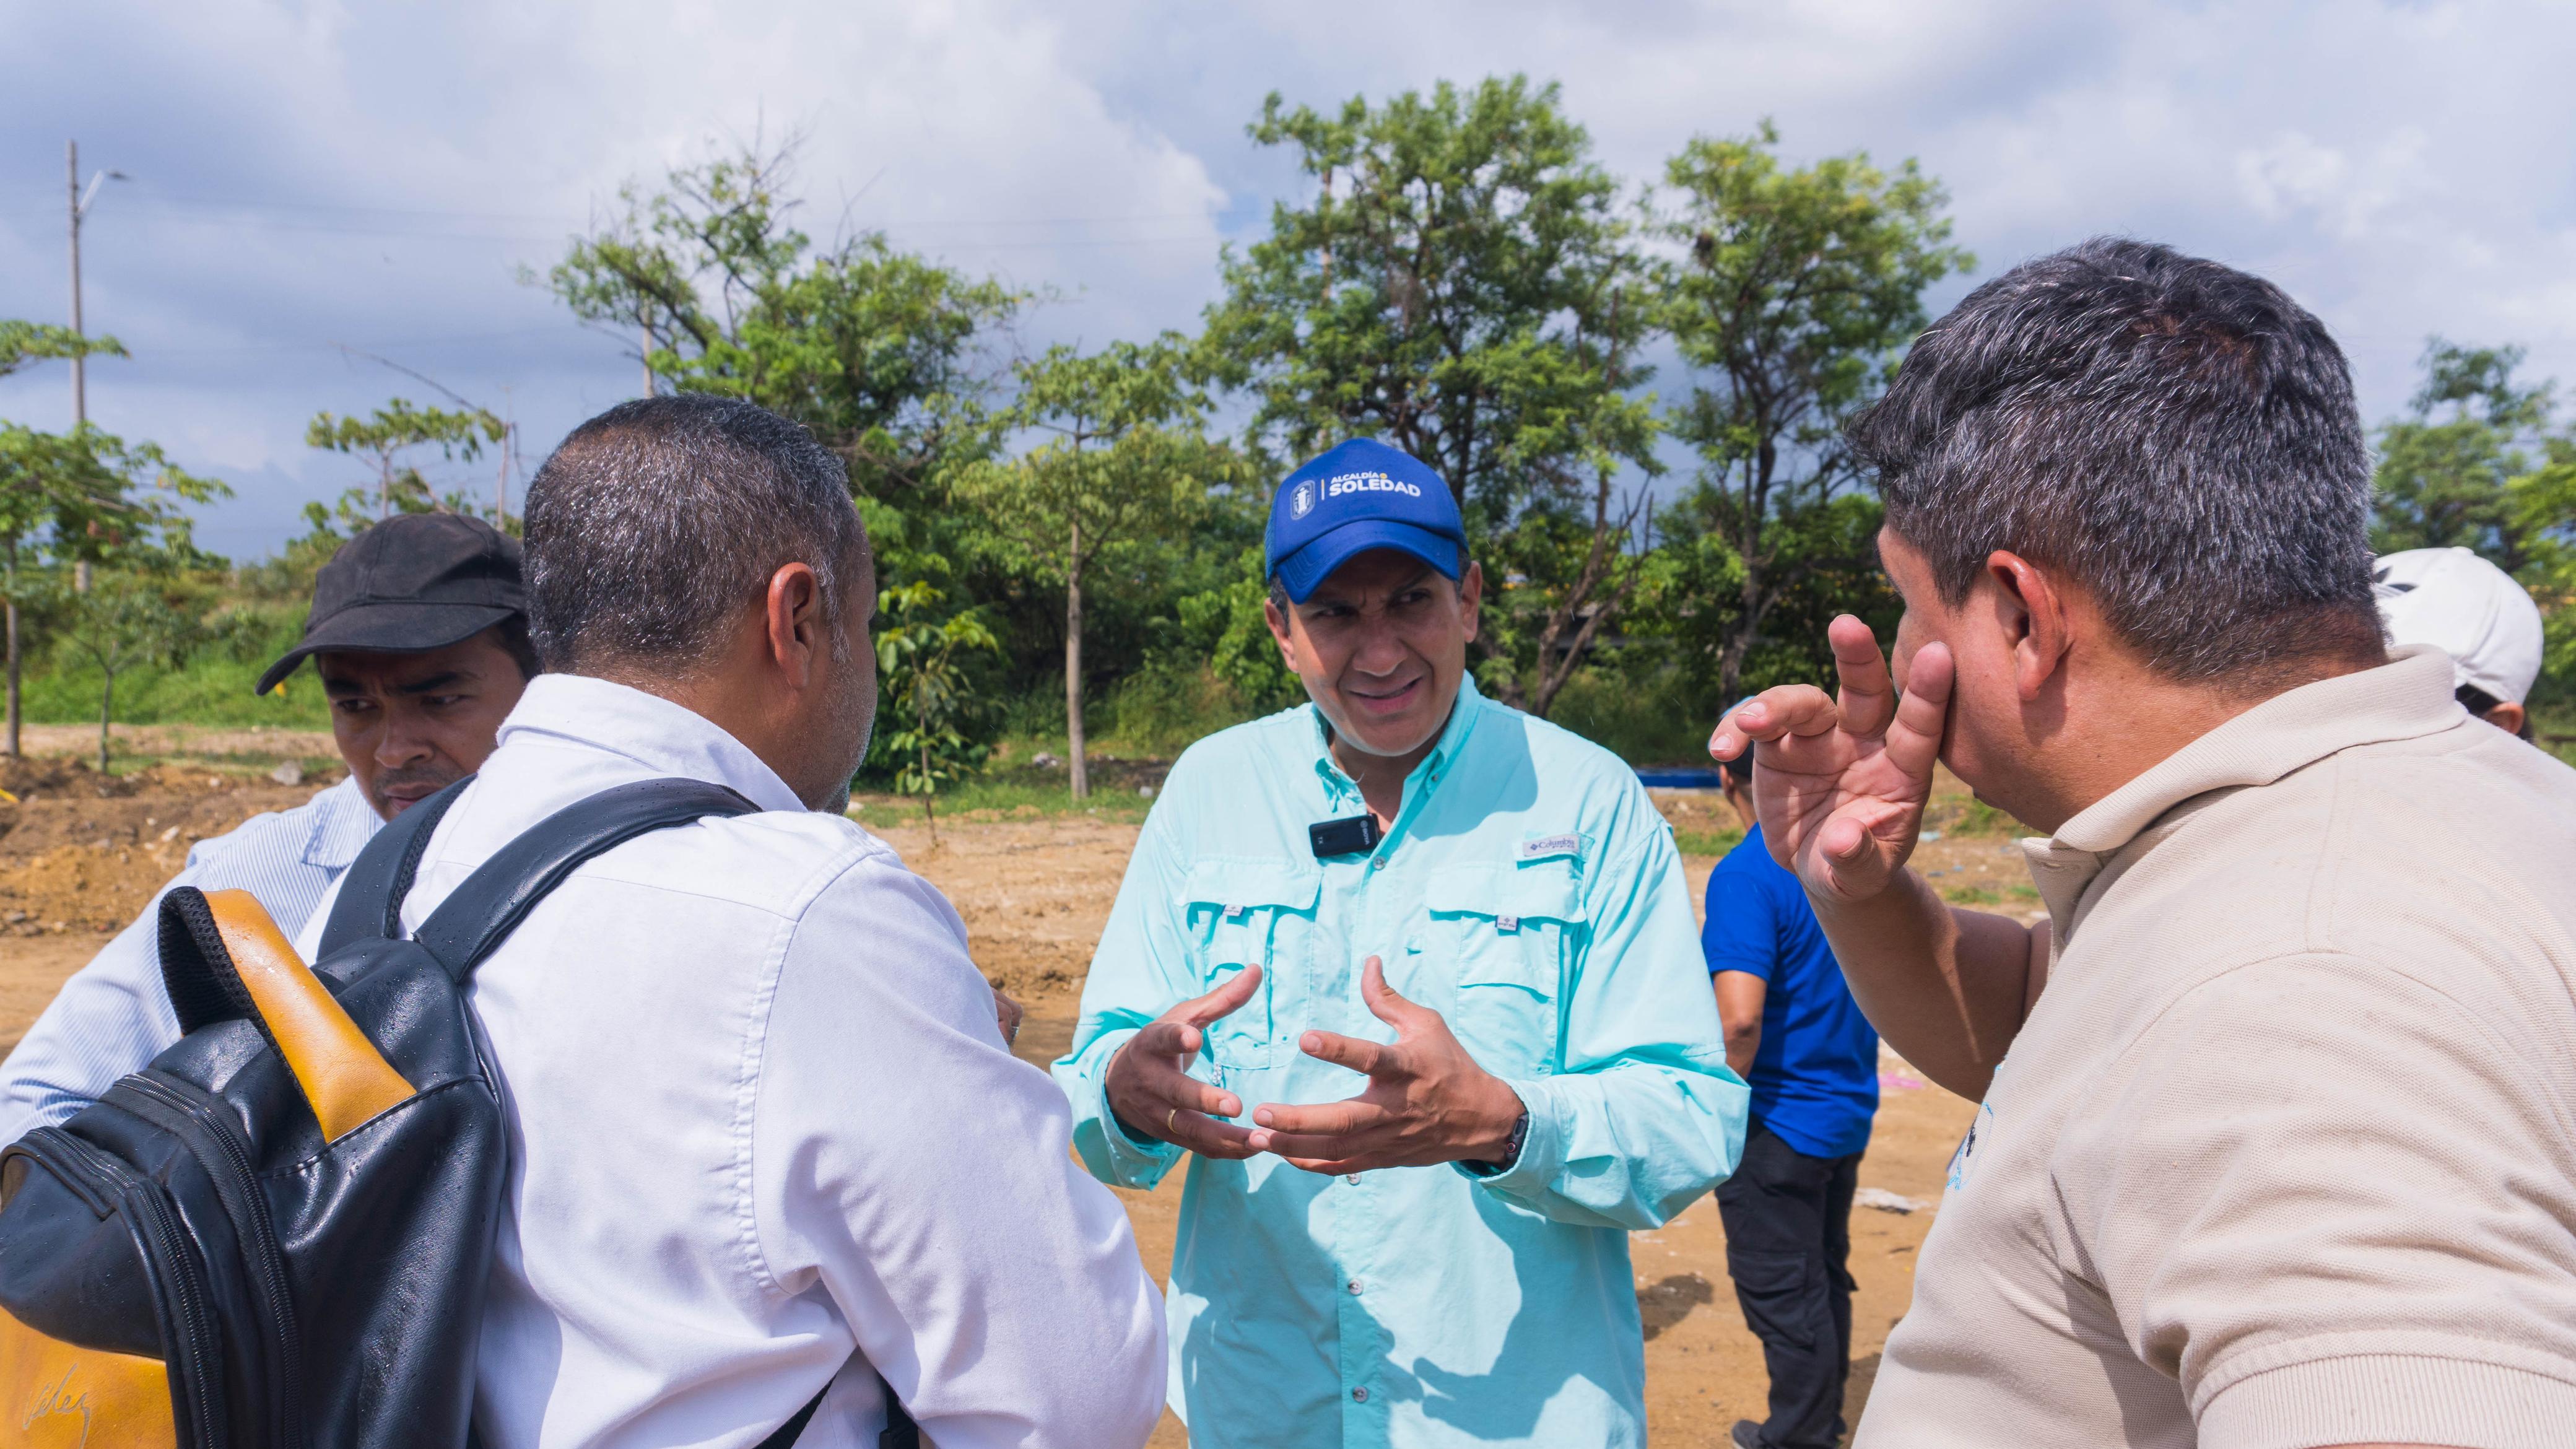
top-left (868, 815), bottom-right (1138, 1004)
top-left (0, 756), bottom-right (352, 936)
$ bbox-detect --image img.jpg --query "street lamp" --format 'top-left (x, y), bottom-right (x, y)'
top-left (67, 139), bottom-right (129, 428)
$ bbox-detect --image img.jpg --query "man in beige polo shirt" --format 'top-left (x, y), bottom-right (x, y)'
top-left (1715, 238), bottom-right (2576, 1449)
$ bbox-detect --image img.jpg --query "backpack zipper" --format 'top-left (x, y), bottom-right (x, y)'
top-left (1, 1133), bottom-right (113, 1216)
top-left (22, 1126), bottom-right (229, 1449)
top-left (116, 1071), bottom-right (308, 1449)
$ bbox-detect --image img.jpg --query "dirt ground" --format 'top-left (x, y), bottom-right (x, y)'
top-left (0, 755), bottom-right (2001, 1447)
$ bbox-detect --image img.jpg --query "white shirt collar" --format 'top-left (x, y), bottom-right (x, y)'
top-left (493, 673), bottom-right (807, 814)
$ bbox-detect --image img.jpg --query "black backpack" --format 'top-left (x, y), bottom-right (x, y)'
top-left (0, 777), bottom-right (918, 1449)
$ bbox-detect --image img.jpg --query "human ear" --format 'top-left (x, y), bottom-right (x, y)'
top-left (765, 563), bottom-right (825, 687)
top-left (1985, 551), bottom-right (2071, 703)
top-left (1455, 560), bottom-right (1484, 644)
top-left (1264, 596), bottom-right (1302, 674)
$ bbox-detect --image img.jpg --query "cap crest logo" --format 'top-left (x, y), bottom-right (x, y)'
top-left (1323, 469), bottom-right (1421, 500)
top-left (1290, 480), bottom-right (1316, 519)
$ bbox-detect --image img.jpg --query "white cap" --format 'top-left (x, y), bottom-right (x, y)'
top-left (2372, 547), bottom-right (2545, 705)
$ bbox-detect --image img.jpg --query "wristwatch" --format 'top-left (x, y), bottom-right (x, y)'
top-left (1467, 1107), bottom-right (1530, 1176)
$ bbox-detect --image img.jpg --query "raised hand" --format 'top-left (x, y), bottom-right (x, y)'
top-left (1245, 957), bottom-right (1525, 1175)
top-left (1707, 614), bottom-right (1954, 905)
top-left (1103, 965), bottom-right (1264, 1160)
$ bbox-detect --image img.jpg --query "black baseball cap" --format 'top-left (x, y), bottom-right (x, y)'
top-left (255, 513), bottom-right (526, 695)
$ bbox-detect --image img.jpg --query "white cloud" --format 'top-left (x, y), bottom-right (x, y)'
top-left (1, 0), bottom-right (2572, 555)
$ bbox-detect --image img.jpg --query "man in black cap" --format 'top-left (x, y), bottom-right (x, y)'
top-left (0, 512), bottom-right (537, 1138)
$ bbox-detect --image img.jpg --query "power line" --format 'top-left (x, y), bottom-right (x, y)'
top-left (0, 185), bottom-right (1214, 235)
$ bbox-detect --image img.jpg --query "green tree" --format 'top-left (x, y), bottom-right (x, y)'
top-left (50, 568), bottom-right (206, 772)
top-left (2373, 339), bottom-right (2562, 573)
top-left (953, 340), bottom-right (1235, 798)
top-left (0, 424), bottom-right (226, 755)
top-left (870, 580), bottom-right (1002, 846)
top-left (1653, 122), bottom-right (1972, 703)
top-left (0, 320), bottom-right (126, 381)
top-left (305, 399), bottom-right (507, 521)
top-left (1202, 76), bottom-right (1661, 710)
top-left (1483, 466), bottom-right (1657, 717)
top-left (1175, 544), bottom-right (1305, 716)
top-left (537, 139), bottom-right (1024, 498)
top-left (2510, 442), bottom-right (2576, 708)
top-left (1639, 486), bottom-right (1899, 707)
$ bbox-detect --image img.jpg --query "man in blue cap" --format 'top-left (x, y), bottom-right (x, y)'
top-left (1055, 437), bottom-right (1745, 1448)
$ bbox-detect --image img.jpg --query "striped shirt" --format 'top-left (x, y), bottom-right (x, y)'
top-left (0, 774), bottom-right (380, 1141)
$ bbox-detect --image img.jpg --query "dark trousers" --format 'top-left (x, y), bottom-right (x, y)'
top-left (1716, 1122), bottom-right (1861, 1449)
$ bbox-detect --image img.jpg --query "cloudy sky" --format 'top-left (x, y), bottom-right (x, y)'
top-left (3, 0), bottom-right (2571, 559)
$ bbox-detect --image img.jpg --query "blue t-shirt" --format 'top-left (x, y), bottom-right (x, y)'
top-left (1700, 824), bottom-right (1879, 1159)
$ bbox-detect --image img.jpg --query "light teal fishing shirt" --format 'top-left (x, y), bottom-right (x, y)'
top-left (1054, 678), bottom-right (1746, 1449)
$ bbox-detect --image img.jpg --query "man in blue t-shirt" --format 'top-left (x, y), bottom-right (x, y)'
top-left (1702, 746), bottom-right (1880, 1449)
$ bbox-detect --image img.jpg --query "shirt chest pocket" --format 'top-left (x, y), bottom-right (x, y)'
top-left (1183, 859), bottom-right (1320, 1072)
top-left (1422, 864), bottom-right (1585, 1079)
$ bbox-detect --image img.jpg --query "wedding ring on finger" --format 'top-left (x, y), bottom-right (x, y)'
top-left (1166, 1106), bottom-right (1180, 1136)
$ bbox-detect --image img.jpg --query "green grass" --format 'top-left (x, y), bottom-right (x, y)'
top-left (1671, 825), bottom-right (1744, 857)
top-left (2535, 703), bottom-right (2576, 768)
top-left (1921, 793), bottom-right (2029, 839)
top-left (848, 762), bottom-right (1162, 828)
top-left (16, 654), bottom-right (331, 730)
top-left (1935, 881), bottom-right (2040, 908)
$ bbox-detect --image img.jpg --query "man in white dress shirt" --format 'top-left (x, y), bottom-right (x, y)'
top-left (297, 394), bottom-right (1164, 1448)
top-left (0, 511), bottom-right (536, 1139)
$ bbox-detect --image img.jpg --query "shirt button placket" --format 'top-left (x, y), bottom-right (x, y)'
top-left (1334, 1237), bottom-right (1380, 1437)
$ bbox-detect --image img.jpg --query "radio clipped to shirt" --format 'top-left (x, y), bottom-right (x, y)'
top-left (1308, 814), bottom-right (1382, 858)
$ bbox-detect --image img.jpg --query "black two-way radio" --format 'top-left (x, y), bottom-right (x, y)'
top-left (1308, 814), bottom-right (1382, 858)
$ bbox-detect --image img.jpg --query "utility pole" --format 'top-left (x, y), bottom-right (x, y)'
top-left (65, 142), bottom-right (123, 425)
top-left (494, 386), bottom-right (516, 523)
top-left (67, 140), bottom-right (125, 595)
top-left (68, 141), bottom-right (85, 428)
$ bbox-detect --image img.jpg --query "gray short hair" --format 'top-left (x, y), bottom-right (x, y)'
top-left (1848, 237), bottom-right (2381, 682)
top-left (524, 394), bottom-right (867, 676)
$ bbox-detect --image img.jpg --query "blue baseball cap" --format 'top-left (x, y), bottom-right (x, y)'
top-left (1264, 438), bottom-right (1467, 603)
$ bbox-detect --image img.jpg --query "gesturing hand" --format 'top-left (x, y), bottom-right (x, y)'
top-left (1245, 957), bottom-right (1525, 1175)
top-left (1707, 614), bottom-right (1954, 906)
top-left (1103, 965), bottom-right (1263, 1160)
top-left (991, 985), bottom-right (1024, 1048)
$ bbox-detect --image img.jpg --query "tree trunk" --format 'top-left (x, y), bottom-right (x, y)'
top-left (4, 598), bottom-right (18, 759)
top-left (6, 537), bottom-right (20, 758)
top-left (1717, 630), bottom-right (1752, 710)
top-left (1719, 464), bottom-right (1772, 706)
top-left (97, 669), bottom-right (113, 774)
top-left (1717, 564), bottom-right (1781, 707)
top-left (1528, 472), bottom-right (1645, 719)
top-left (1064, 527), bottom-right (1088, 801)
top-left (919, 738), bottom-right (939, 850)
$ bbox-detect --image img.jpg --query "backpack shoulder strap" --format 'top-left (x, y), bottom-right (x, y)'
top-left (316, 775), bottom-right (474, 958)
top-left (411, 777), bottom-right (759, 981)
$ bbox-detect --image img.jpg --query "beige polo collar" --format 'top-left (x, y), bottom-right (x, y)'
top-left (2017, 646), bottom-right (2463, 933)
